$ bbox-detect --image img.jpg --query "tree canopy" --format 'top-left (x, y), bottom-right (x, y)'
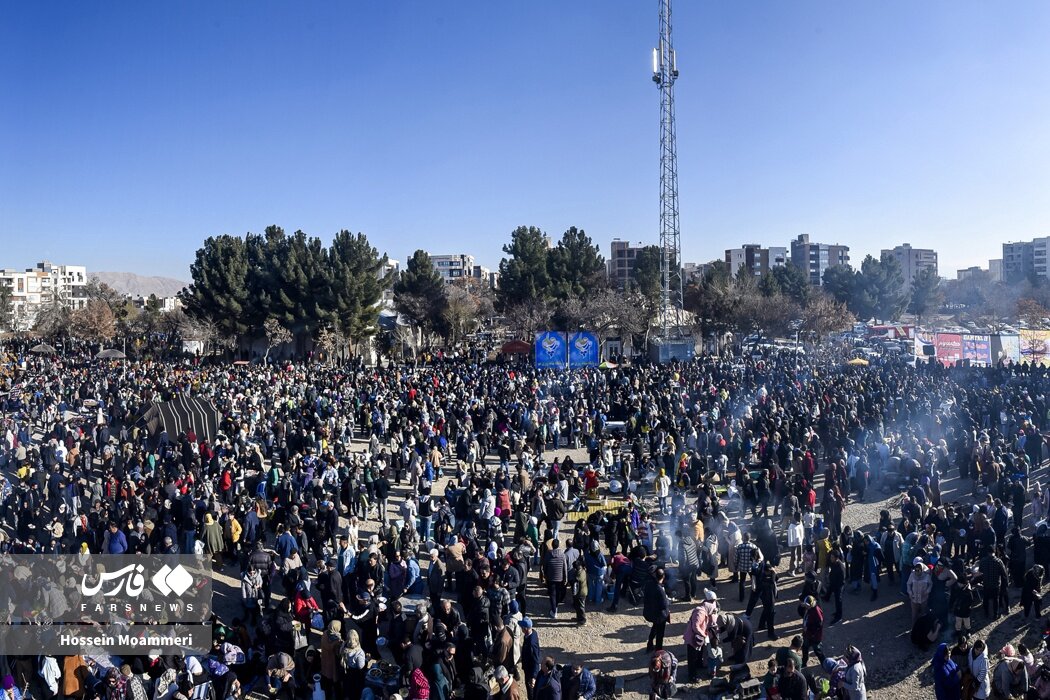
top-left (822, 255), bottom-right (910, 323)
top-left (907, 267), bottom-right (943, 323)
top-left (497, 226), bottom-right (552, 310)
top-left (546, 227), bottom-right (606, 300)
top-left (393, 250), bottom-right (448, 338)
top-left (180, 226), bottom-right (389, 347)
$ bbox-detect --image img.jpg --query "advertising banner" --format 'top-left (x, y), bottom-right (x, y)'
top-left (962, 334), bottom-right (992, 365)
top-left (996, 334), bottom-right (1021, 363)
top-left (934, 333), bottom-right (963, 366)
top-left (1019, 329), bottom-right (1050, 366)
top-left (914, 331), bottom-right (936, 362)
top-left (567, 331), bottom-right (600, 369)
top-left (534, 331), bottom-right (567, 369)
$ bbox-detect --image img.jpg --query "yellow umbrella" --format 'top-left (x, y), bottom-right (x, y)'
top-left (846, 358), bottom-right (869, 366)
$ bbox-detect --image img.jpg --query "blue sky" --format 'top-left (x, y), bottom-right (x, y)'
top-left (2, 1), bottom-right (1049, 280)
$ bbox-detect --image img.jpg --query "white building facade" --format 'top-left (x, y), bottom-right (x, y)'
top-left (431, 254), bottom-right (476, 284)
top-left (0, 261), bottom-right (87, 330)
top-left (881, 243), bottom-right (938, 287)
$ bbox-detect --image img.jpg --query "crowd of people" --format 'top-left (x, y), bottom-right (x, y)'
top-left (5, 340), bottom-right (1050, 699)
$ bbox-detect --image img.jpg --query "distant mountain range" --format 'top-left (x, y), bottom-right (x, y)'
top-left (90, 272), bottom-right (188, 298)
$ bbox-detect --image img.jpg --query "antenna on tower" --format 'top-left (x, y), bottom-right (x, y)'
top-left (653, 0), bottom-right (684, 353)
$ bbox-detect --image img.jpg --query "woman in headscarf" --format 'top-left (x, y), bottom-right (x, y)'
top-left (932, 642), bottom-right (961, 700)
top-left (318, 620), bottom-right (342, 695)
top-left (103, 668), bottom-right (127, 700)
top-left (408, 667), bottom-right (431, 700)
top-left (342, 628), bottom-right (367, 699)
top-left (1, 675), bottom-right (23, 700)
top-left (842, 645), bottom-right (867, 700)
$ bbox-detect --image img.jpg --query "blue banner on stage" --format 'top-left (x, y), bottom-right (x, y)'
top-left (534, 331), bottom-right (567, 369)
top-left (568, 331), bottom-right (599, 369)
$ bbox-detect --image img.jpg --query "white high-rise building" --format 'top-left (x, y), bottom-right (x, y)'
top-left (881, 244), bottom-right (938, 287)
top-left (0, 261), bottom-right (87, 330)
top-left (790, 234), bottom-right (850, 286)
top-left (430, 254), bottom-right (476, 284)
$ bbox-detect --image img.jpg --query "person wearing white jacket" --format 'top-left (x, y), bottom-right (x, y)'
top-left (787, 513), bottom-right (805, 574)
top-left (37, 656), bottom-right (59, 699)
top-left (907, 560), bottom-right (934, 624)
top-left (655, 470), bottom-right (672, 514)
top-left (969, 639), bottom-right (991, 700)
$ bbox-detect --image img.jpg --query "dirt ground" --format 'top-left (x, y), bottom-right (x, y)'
top-left (202, 443), bottom-right (1050, 699)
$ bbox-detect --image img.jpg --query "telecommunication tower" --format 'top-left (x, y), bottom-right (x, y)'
top-left (652, 0), bottom-right (682, 339)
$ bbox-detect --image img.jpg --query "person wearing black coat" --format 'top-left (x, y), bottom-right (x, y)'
top-left (1006, 526), bottom-right (1031, 588)
top-left (753, 518), bottom-right (781, 567)
top-left (315, 560), bottom-right (345, 620)
top-left (952, 578), bottom-right (975, 639)
top-left (746, 561), bottom-right (779, 639)
top-left (1022, 565), bottom-right (1046, 621)
top-left (828, 550), bottom-right (846, 624)
top-left (722, 613), bottom-right (755, 664)
top-left (643, 568), bottom-right (671, 653)
top-left (1033, 525), bottom-right (1050, 584)
top-left (777, 658), bottom-right (809, 700)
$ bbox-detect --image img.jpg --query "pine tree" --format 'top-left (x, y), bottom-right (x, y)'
top-left (394, 250), bottom-right (448, 345)
top-left (547, 227), bottom-right (606, 300)
top-left (497, 226), bottom-right (552, 311)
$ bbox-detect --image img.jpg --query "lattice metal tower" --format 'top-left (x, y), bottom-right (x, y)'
top-left (652, 0), bottom-right (682, 338)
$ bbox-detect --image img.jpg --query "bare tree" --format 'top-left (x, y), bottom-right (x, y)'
top-left (263, 317), bottom-right (293, 362)
top-left (443, 285), bottom-right (481, 345)
top-left (506, 299), bottom-right (551, 340)
top-left (178, 314), bottom-right (222, 356)
top-left (70, 300), bottom-right (117, 343)
top-left (799, 292), bottom-right (854, 339)
top-left (33, 290), bottom-right (72, 339)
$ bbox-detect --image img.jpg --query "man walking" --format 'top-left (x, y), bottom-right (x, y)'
top-left (543, 539), bottom-right (567, 619)
top-left (570, 557), bottom-right (587, 625)
top-left (828, 549), bottom-right (846, 625)
top-left (521, 619), bottom-right (541, 700)
top-left (373, 471), bottom-right (391, 526)
top-left (644, 568), bottom-right (671, 653)
top-left (746, 561), bottom-right (779, 640)
top-left (427, 547), bottom-right (446, 611)
top-left (732, 533), bottom-right (762, 602)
